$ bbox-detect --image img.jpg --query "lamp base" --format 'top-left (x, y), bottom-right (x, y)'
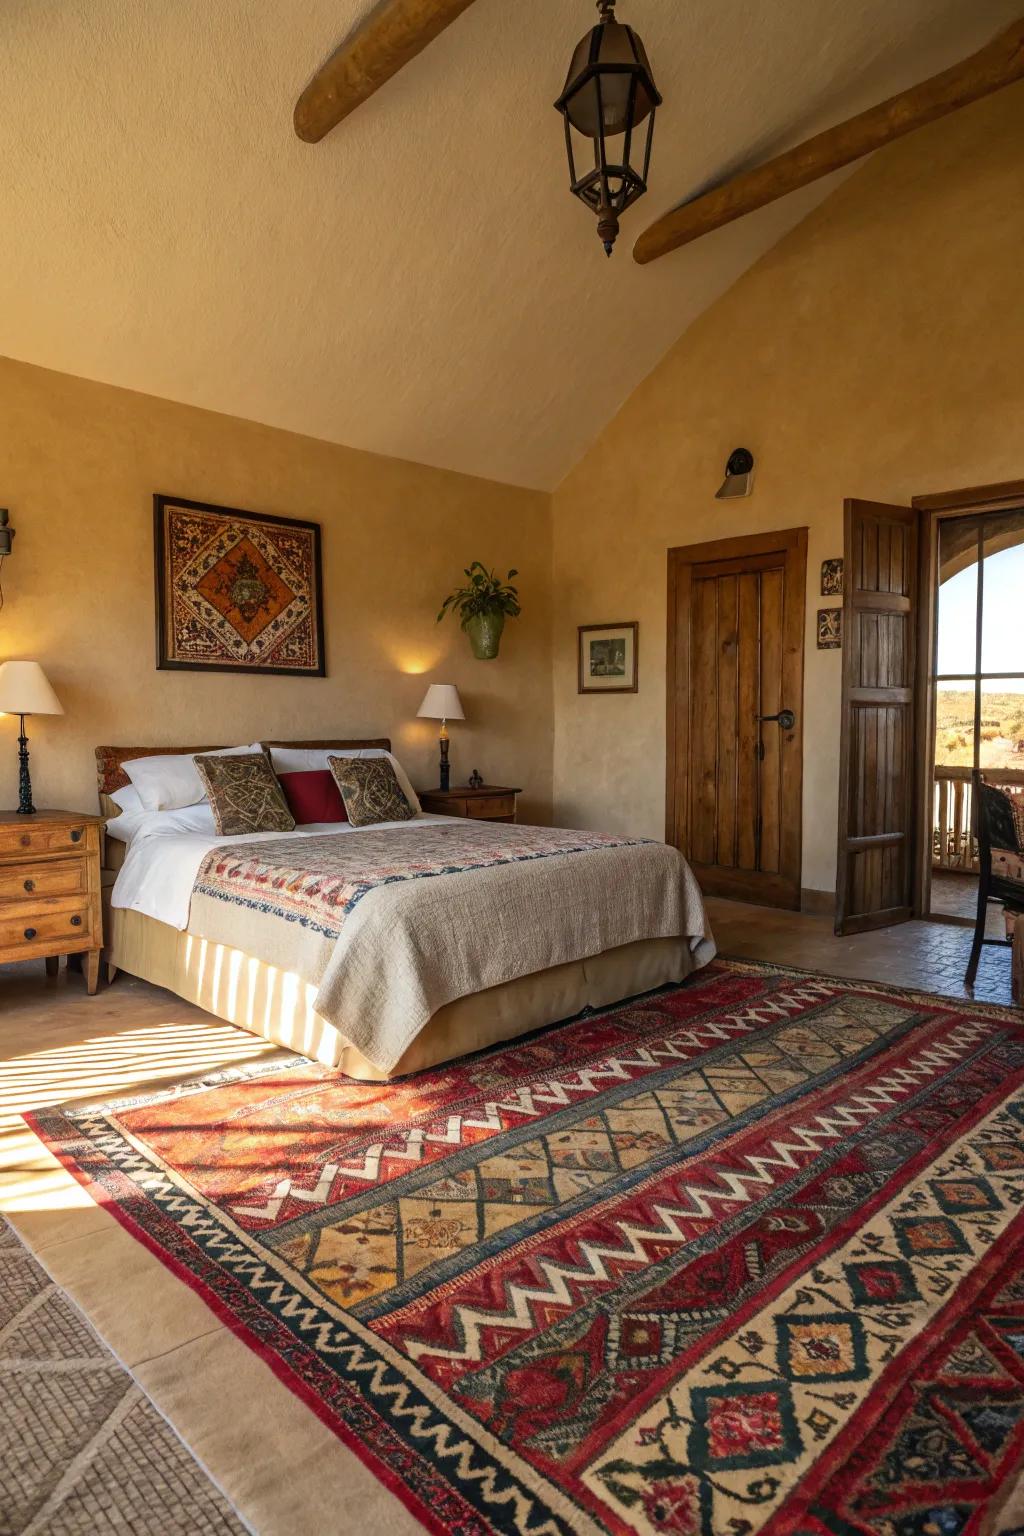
top-left (439, 732), bottom-right (450, 793)
top-left (16, 716), bottom-right (36, 815)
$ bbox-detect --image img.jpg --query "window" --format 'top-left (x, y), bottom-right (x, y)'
top-left (934, 509), bottom-right (1024, 773)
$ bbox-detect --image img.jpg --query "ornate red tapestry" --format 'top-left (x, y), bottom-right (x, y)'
top-left (28, 961), bottom-right (1024, 1534)
top-left (154, 494), bottom-right (325, 675)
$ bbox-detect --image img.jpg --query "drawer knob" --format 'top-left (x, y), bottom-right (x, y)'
top-left (20, 834), bottom-right (29, 847)
top-left (23, 878), bottom-right (34, 893)
top-left (24, 927), bottom-right (36, 940)
top-left (70, 829), bottom-right (82, 843)
top-left (70, 915), bottom-right (82, 927)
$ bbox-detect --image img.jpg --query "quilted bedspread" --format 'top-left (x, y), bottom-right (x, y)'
top-left (188, 820), bottom-right (714, 1071)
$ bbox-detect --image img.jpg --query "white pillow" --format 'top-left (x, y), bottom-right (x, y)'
top-left (109, 784), bottom-right (144, 815)
top-left (266, 746), bottom-right (421, 814)
top-left (124, 744), bottom-right (263, 812)
top-left (104, 810), bottom-right (149, 844)
top-left (109, 802), bottom-right (219, 845)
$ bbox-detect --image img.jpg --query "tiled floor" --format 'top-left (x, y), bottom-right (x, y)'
top-left (706, 895), bottom-right (1015, 1007)
top-left (929, 869), bottom-right (986, 924)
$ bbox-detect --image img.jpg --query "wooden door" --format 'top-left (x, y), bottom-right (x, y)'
top-left (835, 498), bottom-right (920, 934)
top-left (667, 528), bottom-right (807, 908)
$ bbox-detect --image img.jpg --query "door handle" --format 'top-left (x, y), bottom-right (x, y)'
top-left (756, 709), bottom-right (796, 730)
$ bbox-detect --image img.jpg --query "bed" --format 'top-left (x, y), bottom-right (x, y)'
top-left (97, 740), bottom-right (715, 1080)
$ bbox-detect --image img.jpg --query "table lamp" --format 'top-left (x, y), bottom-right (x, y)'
top-left (0, 660), bottom-right (64, 815)
top-left (417, 683), bottom-right (465, 791)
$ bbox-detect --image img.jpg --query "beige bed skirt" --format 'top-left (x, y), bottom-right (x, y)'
top-left (105, 903), bottom-right (703, 1080)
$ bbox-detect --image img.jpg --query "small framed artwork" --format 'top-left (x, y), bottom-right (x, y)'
top-left (578, 622), bottom-right (638, 693)
top-left (817, 607), bottom-right (842, 650)
top-left (154, 494), bottom-right (325, 676)
top-left (821, 558), bottom-right (843, 596)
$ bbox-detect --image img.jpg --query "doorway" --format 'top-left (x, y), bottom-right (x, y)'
top-left (924, 502), bottom-right (1024, 926)
top-left (666, 528), bottom-right (807, 908)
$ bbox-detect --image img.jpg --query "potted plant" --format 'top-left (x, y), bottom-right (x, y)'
top-left (437, 563), bottom-right (520, 660)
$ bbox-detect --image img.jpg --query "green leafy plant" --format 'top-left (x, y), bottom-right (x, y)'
top-left (437, 563), bottom-right (521, 629)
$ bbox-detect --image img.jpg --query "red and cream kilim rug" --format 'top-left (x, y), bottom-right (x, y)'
top-left (28, 960), bottom-right (1024, 1535)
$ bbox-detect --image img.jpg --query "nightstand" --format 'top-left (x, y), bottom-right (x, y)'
top-left (418, 785), bottom-right (521, 824)
top-left (0, 810), bottom-right (105, 993)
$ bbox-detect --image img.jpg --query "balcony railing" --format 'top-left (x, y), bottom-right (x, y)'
top-left (933, 766), bottom-right (1024, 872)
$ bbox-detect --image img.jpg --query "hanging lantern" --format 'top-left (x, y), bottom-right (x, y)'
top-left (555, 0), bottom-right (661, 257)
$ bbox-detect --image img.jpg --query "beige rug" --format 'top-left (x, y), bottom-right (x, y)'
top-left (1, 1218), bottom-right (246, 1535)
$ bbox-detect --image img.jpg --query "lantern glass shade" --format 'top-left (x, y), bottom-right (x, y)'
top-left (560, 21), bottom-right (658, 137)
top-left (555, 7), bottom-right (662, 255)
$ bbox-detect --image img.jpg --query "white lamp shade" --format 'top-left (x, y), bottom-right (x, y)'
top-left (417, 683), bottom-right (465, 722)
top-left (0, 660), bottom-right (64, 717)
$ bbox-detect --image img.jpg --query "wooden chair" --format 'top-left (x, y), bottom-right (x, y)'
top-left (965, 776), bottom-right (1024, 990)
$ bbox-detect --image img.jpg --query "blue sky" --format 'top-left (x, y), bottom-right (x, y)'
top-left (937, 537), bottom-right (1024, 688)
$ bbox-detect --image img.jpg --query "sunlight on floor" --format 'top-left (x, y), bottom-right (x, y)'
top-left (0, 1011), bottom-right (276, 1215)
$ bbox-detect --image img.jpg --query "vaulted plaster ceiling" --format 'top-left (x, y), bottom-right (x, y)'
top-left (1, 0), bottom-right (1017, 490)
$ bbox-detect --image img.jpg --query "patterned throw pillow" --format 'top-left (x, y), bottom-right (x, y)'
top-left (193, 752), bottom-right (296, 837)
top-left (328, 755), bottom-right (415, 828)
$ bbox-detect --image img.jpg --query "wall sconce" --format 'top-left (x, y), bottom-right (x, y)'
top-left (0, 509), bottom-right (13, 611)
top-left (716, 449), bottom-right (755, 500)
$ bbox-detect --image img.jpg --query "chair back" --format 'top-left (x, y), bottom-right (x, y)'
top-left (975, 776), bottom-right (1024, 867)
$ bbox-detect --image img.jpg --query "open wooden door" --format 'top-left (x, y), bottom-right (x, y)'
top-left (667, 528), bottom-right (807, 908)
top-left (835, 499), bottom-right (921, 933)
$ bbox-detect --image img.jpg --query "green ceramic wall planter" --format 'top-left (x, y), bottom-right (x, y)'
top-left (464, 611), bottom-right (505, 660)
top-left (437, 563), bottom-right (520, 660)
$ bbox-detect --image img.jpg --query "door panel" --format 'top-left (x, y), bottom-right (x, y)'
top-left (759, 566), bottom-right (784, 877)
top-left (836, 499), bottom-right (919, 934)
top-left (715, 575), bottom-right (738, 867)
top-left (667, 529), bottom-right (807, 908)
top-left (736, 574), bottom-right (760, 872)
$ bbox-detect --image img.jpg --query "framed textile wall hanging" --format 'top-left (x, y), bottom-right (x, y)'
top-left (154, 495), bottom-right (325, 676)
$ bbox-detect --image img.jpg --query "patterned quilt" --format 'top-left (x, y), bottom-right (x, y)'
top-left (193, 822), bottom-right (647, 940)
top-left (187, 821), bottom-right (713, 1071)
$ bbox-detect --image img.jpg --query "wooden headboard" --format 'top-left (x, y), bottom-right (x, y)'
top-left (95, 739), bottom-right (392, 800)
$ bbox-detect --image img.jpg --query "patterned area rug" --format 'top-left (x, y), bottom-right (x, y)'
top-left (26, 960), bottom-right (1024, 1535)
top-left (0, 1219), bottom-right (245, 1535)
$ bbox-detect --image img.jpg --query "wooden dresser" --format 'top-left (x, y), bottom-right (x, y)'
top-left (417, 785), bottom-right (521, 823)
top-left (0, 810), bottom-right (105, 993)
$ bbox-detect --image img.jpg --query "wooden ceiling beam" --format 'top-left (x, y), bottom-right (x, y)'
top-left (294, 0), bottom-right (478, 143)
top-left (633, 18), bottom-right (1024, 265)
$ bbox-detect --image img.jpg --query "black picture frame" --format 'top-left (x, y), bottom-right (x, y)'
top-left (577, 622), bottom-right (639, 693)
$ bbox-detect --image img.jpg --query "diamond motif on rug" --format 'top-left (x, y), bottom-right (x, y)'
top-left (690, 1380), bottom-right (802, 1470)
top-left (776, 1311), bottom-right (869, 1383)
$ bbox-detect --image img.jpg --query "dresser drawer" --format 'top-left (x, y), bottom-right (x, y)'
top-left (0, 859), bottom-right (87, 902)
top-left (0, 821), bottom-right (90, 860)
top-left (0, 901), bottom-right (92, 952)
top-left (467, 796), bottom-right (514, 820)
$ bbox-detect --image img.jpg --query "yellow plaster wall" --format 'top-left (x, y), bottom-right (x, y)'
top-left (0, 359), bottom-right (553, 820)
top-left (552, 85), bottom-right (1024, 893)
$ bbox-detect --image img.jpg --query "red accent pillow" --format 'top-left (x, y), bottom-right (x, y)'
top-left (276, 770), bottom-right (348, 825)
